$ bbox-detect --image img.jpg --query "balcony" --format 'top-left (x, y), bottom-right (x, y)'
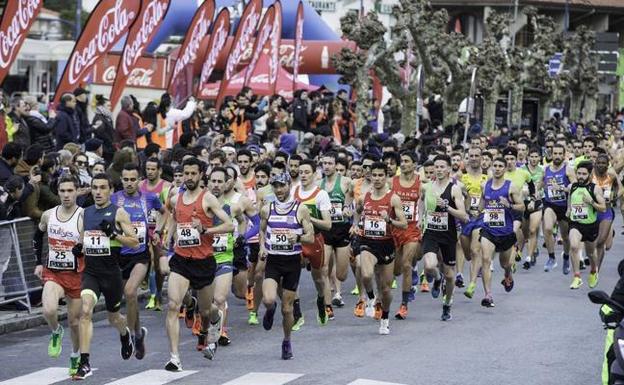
top-left (310, 1), bottom-right (336, 12)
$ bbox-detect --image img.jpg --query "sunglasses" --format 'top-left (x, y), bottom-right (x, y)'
top-left (362, 164), bottom-right (372, 169)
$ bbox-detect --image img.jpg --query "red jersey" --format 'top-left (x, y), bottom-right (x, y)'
top-left (392, 175), bottom-right (421, 224)
top-left (174, 190), bottom-right (214, 259)
top-left (361, 191), bottom-right (394, 241)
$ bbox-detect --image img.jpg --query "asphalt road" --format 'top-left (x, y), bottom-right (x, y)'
top-left (0, 219), bottom-right (620, 385)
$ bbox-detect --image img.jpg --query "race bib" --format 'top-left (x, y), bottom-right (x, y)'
top-left (47, 239), bottom-right (75, 270)
top-left (426, 211), bottom-right (448, 231)
top-left (402, 201), bottom-right (416, 222)
top-left (269, 229), bottom-right (294, 252)
top-left (132, 222), bottom-right (147, 245)
top-left (469, 195), bottom-right (480, 212)
top-left (364, 216), bottom-right (387, 237)
top-left (147, 209), bottom-right (158, 226)
top-left (212, 233), bottom-right (228, 252)
top-left (330, 202), bottom-right (344, 222)
top-left (571, 203), bottom-right (589, 221)
top-left (484, 208), bottom-right (505, 228)
top-left (176, 223), bottom-right (201, 248)
top-left (547, 185), bottom-right (565, 201)
top-left (603, 188), bottom-right (612, 202)
top-left (84, 230), bottom-right (111, 256)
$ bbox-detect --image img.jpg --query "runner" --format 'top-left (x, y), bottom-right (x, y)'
top-left (73, 174), bottom-right (140, 380)
top-left (479, 157), bottom-right (524, 308)
top-left (112, 163), bottom-right (166, 360)
top-left (259, 172), bottom-right (314, 359)
top-left (392, 151), bottom-right (423, 320)
top-left (34, 175), bottom-right (84, 376)
top-left (420, 155), bottom-right (468, 320)
top-left (351, 162), bottom-right (407, 334)
top-left (592, 153), bottom-right (621, 273)
top-left (542, 143), bottom-right (576, 273)
top-left (163, 157), bottom-right (233, 370)
top-left (567, 161), bottom-right (606, 289)
top-left (521, 146), bottom-right (544, 270)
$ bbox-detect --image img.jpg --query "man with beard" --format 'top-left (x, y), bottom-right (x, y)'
top-left (450, 151), bottom-right (463, 180)
top-left (542, 144), bottom-right (576, 273)
top-left (520, 147), bottom-right (544, 270)
top-left (567, 161), bottom-right (606, 289)
top-left (289, 154), bottom-right (302, 188)
top-left (592, 153), bottom-right (621, 276)
top-left (163, 157), bottom-right (233, 370)
top-left (237, 149), bottom-right (256, 203)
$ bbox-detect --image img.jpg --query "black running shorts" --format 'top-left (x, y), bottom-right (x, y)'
top-left (421, 233), bottom-right (456, 266)
top-left (322, 222), bottom-right (351, 248)
top-left (265, 254), bottom-right (302, 292)
top-left (119, 251), bottom-right (150, 280)
top-left (569, 221), bottom-right (599, 243)
top-left (81, 270), bottom-right (123, 313)
top-left (480, 230), bottom-right (517, 253)
top-left (169, 254), bottom-right (217, 290)
top-left (359, 238), bottom-right (395, 266)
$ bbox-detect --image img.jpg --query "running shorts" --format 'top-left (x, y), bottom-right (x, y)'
top-left (42, 268), bottom-right (81, 299)
top-left (421, 233), bottom-right (456, 266)
top-left (119, 251), bottom-right (150, 281)
top-left (392, 223), bottom-right (422, 248)
top-left (359, 238), bottom-right (395, 266)
top-left (265, 254), bottom-right (302, 292)
top-left (216, 262), bottom-right (234, 277)
top-left (480, 229), bottom-right (517, 253)
top-left (302, 232), bottom-right (325, 270)
top-left (461, 216), bottom-right (483, 238)
top-left (81, 270), bottom-right (123, 312)
top-left (598, 207), bottom-right (615, 223)
top-left (543, 202), bottom-right (568, 222)
top-left (169, 253), bottom-right (217, 290)
top-left (569, 221), bottom-right (599, 243)
top-left (248, 243), bottom-right (260, 264)
top-left (322, 222), bottom-right (351, 248)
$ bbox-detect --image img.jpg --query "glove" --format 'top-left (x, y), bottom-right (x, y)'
top-left (72, 243), bottom-right (84, 258)
top-left (99, 220), bottom-right (115, 238)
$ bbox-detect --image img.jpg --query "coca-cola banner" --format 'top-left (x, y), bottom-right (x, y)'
top-left (110, 0), bottom-right (171, 108)
top-left (269, 1), bottom-right (282, 95)
top-left (244, 4), bottom-right (276, 87)
top-left (215, 0), bottom-right (262, 107)
top-left (167, 0), bottom-right (214, 107)
top-left (54, 0), bottom-right (140, 103)
top-left (292, 1), bottom-right (304, 91)
top-left (195, 7), bottom-right (230, 99)
top-left (92, 53), bottom-right (167, 89)
top-left (0, 0), bottom-right (43, 85)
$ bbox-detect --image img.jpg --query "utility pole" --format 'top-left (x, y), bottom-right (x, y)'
top-left (564, 0), bottom-right (570, 32)
top-left (75, 0), bottom-right (82, 40)
top-left (507, 0), bottom-right (519, 129)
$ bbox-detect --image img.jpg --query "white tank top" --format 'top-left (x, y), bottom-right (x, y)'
top-left (47, 206), bottom-right (83, 271)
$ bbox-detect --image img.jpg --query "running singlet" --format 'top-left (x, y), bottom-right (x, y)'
top-left (482, 180), bottom-right (514, 237)
top-left (392, 175), bottom-right (421, 224)
top-left (524, 164), bottom-right (544, 198)
top-left (83, 204), bottom-right (122, 273)
top-left (321, 175), bottom-right (347, 224)
top-left (139, 179), bottom-right (169, 229)
top-left (266, 201), bottom-right (303, 256)
top-left (174, 190), bottom-right (214, 259)
top-left (569, 183), bottom-right (597, 224)
top-left (293, 185), bottom-right (331, 232)
top-left (243, 175), bottom-right (257, 204)
top-left (213, 202), bottom-right (234, 264)
top-left (543, 165), bottom-right (570, 206)
top-left (504, 168), bottom-right (532, 196)
top-left (593, 173), bottom-right (615, 205)
top-left (111, 191), bottom-right (161, 255)
top-left (460, 172), bottom-right (487, 214)
top-left (361, 191), bottom-right (394, 241)
top-left (423, 182), bottom-right (456, 239)
top-left (47, 206), bottom-right (83, 272)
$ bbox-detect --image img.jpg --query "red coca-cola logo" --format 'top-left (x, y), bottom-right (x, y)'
top-left (69, 0), bottom-right (137, 84)
top-left (122, 0), bottom-right (167, 76)
top-left (200, 17), bottom-right (229, 85)
top-left (293, 7), bottom-right (304, 77)
top-left (171, 9), bottom-right (211, 81)
top-left (0, 0), bottom-right (41, 68)
top-left (226, 8), bottom-right (261, 79)
top-left (104, 65), bottom-right (154, 87)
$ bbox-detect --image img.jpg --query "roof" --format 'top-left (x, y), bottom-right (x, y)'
top-left (431, 0), bottom-right (624, 9)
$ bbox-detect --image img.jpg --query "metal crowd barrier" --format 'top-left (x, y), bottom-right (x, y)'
top-left (0, 217), bottom-right (43, 313)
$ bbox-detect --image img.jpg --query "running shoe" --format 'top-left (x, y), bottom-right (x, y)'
top-left (579, 259), bottom-right (586, 270)
top-left (588, 272), bottom-right (599, 289)
top-left (412, 270), bottom-right (420, 287)
top-left (584, 257), bottom-right (591, 267)
top-left (570, 276), bottom-right (583, 290)
top-left (178, 306), bottom-right (186, 319)
top-left (248, 311), bottom-right (259, 325)
top-left (365, 298), bottom-right (376, 318)
top-left (481, 295), bottom-right (495, 308)
top-left (501, 276), bottom-right (514, 292)
top-left (202, 343), bottom-right (217, 360)
top-left (455, 273), bottom-right (465, 288)
top-left (544, 257), bottom-right (557, 272)
top-left (420, 280), bottom-right (430, 293)
top-left (245, 287), bottom-right (254, 311)
top-left (441, 305), bottom-right (452, 321)
top-left (395, 304), bottom-right (408, 320)
top-left (134, 327), bottom-right (148, 360)
top-left (192, 313), bottom-right (202, 335)
top-left (431, 278), bottom-right (442, 299)
top-left (282, 339), bottom-right (293, 360)
top-left (292, 315), bottom-right (305, 331)
top-left (373, 303), bottom-right (382, 321)
top-left (350, 286), bottom-right (359, 296)
top-left (69, 356), bottom-right (80, 376)
top-left (563, 258), bottom-right (571, 275)
top-left (464, 282), bottom-right (476, 299)
top-left (379, 318), bottom-right (390, 335)
top-left (391, 279), bottom-right (397, 289)
top-left (218, 329), bottom-right (231, 346)
top-left (196, 332), bottom-right (207, 351)
top-left (120, 327), bottom-right (134, 360)
top-left (354, 300), bottom-right (365, 318)
top-left (165, 355), bottom-right (182, 372)
top-left (331, 293), bottom-right (345, 307)
top-left (515, 250), bottom-right (522, 262)
top-left (145, 294), bottom-right (156, 310)
top-left (48, 325), bottom-right (64, 358)
top-left (208, 310), bottom-right (223, 344)
top-left (185, 297), bottom-right (197, 328)
top-left (522, 256), bottom-right (531, 270)
top-left (326, 305), bottom-right (335, 321)
top-left (72, 362), bottom-right (92, 380)
top-left (153, 297), bottom-right (162, 311)
top-left (263, 305), bottom-right (276, 331)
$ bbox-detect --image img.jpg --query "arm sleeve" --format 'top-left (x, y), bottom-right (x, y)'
top-left (244, 214), bottom-right (260, 241)
top-left (34, 227), bottom-right (44, 265)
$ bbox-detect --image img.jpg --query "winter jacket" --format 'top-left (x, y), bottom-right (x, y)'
top-left (8, 111), bottom-right (30, 148)
top-left (92, 112), bottom-right (115, 164)
top-left (24, 112), bottom-right (55, 153)
top-left (54, 105), bottom-right (80, 150)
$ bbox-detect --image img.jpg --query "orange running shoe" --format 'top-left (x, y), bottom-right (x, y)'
top-left (192, 313), bottom-right (202, 336)
top-left (354, 299), bottom-right (365, 318)
top-left (374, 303), bottom-right (382, 320)
top-left (420, 281), bottom-right (430, 293)
top-left (178, 306), bottom-right (186, 319)
top-left (245, 287), bottom-right (254, 311)
top-left (326, 305), bottom-right (334, 320)
top-left (395, 304), bottom-right (408, 320)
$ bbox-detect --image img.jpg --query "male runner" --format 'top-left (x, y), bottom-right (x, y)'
top-left (73, 174), bottom-right (140, 380)
top-left (259, 172), bottom-right (314, 359)
top-left (593, 153), bottom-right (621, 274)
top-left (420, 155), bottom-right (468, 320)
top-left (34, 175), bottom-right (84, 375)
top-left (351, 162), bottom-right (407, 334)
top-left (163, 157), bottom-right (233, 370)
top-left (521, 147), bottom-right (544, 269)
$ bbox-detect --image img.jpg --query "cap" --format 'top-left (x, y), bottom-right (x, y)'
top-left (73, 87), bottom-right (89, 97)
top-left (85, 138), bottom-right (103, 152)
top-left (270, 172), bottom-right (291, 186)
top-left (247, 144), bottom-right (260, 154)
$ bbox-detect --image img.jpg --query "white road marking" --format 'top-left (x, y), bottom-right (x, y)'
top-left (221, 372), bottom-right (304, 385)
top-left (0, 367), bottom-right (96, 385)
top-left (346, 380), bottom-right (408, 385)
top-left (103, 369), bottom-right (198, 385)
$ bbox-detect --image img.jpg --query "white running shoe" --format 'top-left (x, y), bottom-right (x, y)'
top-left (365, 299), bottom-right (376, 318)
top-left (207, 310), bottom-right (223, 344)
top-left (379, 318), bottom-right (390, 335)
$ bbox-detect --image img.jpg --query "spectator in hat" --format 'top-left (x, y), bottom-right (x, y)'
top-left (54, 93), bottom-right (81, 150)
top-left (73, 87), bottom-right (92, 142)
top-left (92, 94), bottom-right (115, 164)
top-left (84, 138), bottom-right (104, 166)
top-left (23, 95), bottom-right (56, 154)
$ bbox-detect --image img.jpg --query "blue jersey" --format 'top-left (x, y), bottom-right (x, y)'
top-left (111, 191), bottom-right (162, 255)
top-left (482, 180), bottom-right (514, 236)
top-left (543, 164), bottom-right (569, 206)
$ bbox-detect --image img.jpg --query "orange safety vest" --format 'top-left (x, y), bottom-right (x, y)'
top-left (154, 113), bottom-right (182, 150)
top-left (134, 112), bottom-right (147, 149)
top-left (232, 119), bottom-right (250, 144)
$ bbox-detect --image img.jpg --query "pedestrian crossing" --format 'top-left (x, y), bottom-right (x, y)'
top-left (0, 369), bottom-right (407, 385)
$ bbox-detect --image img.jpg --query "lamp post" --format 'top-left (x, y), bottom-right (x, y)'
top-left (75, 0), bottom-right (82, 40)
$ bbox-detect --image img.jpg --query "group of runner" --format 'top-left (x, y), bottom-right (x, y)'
top-left (33, 132), bottom-right (622, 379)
